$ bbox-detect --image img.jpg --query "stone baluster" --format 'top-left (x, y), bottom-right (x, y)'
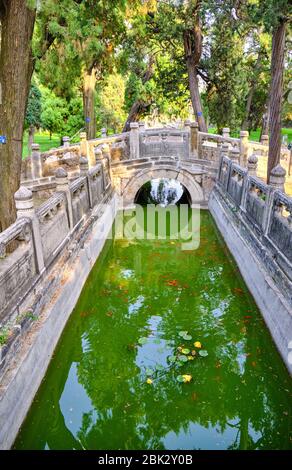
top-left (269, 164), bottom-right (286, 192)
top-left (55, 168), bottom-right (74, 229)
top-left (80, 156), bottom-right (89, 176)
top-left (230, 147), bottom-right (240, 164)
top-left (221, 142), bottom-right (229, 158)
top-left (222, 128), bottom-right (230, 139)
top-left (31, 143), bottom-right (43, 180)
top-left (63, 136), bottom-right (70, 147)
top-left (260, 134), bottom-right (269, 146)
top-left (190, 121), bottom-right (199, 158)
top-left (101, 128), bottom-right (107, 138)
top-left (80, 131), bottom-right (95, 167)
top-left (184, 119), bottom-right (191, 132)
top-left (101, 144), bottom-right (112, 189)
top-left (130, 122), bottom-right (140, 160)
top-left (239, 130), bottom-right (249, 166)
top-left (15, 187), bottom-right (45, 272)
top-left (94, 148), bottom-right (103, 163)
top-left (247, 154), bottom-right (258, 177)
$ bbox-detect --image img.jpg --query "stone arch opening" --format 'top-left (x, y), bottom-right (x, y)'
top-left (121, 167), bottom-right (205, 208)
top-left (134, 178), bottom-right (192, 206)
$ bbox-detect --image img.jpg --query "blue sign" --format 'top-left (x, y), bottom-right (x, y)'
top-left (0, 136), bottom-right (7, 144)
top-left (197, 112), bottom-right (203, 117)
top-left (85, 117), bottom-right (91, 123)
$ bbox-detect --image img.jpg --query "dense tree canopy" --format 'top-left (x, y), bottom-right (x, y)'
top-left (0, 0), bottom-right (291, 228)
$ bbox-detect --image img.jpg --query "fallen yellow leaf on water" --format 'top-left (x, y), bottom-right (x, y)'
top-left (182, 374), bottom-right (192, 383)
top-left (146, 378), bottom-right (153, 385)
top-left (194, 341), bottom-right (202, 348)
top-left (187, 356), bottom-right (194, 361)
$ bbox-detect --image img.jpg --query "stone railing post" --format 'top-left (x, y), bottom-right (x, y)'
top-left (94, 148), bottom-right (103, 163)
top-left (184, 119), bottom-right (191, 132)
top-left (139, 122), bottom-right (146, 131)
top-left (269, 164), bottom-right (286, 192)
top-left (260, 134), bottom-right (269, 146)
top-left (31, 143), bottom-right (43, 180)
top-left (222, 128), bottom-right (230, 139)
top-left (247, 154), bottom-right (258, 177)
top-left (63, 136), bottom-right (70, 147)
top-left (221, 142), bottom-right (229, 158)
top-left (130, 122), bottom-right (140, 160)
top-left (80, 131), bottom-right (95, 167)
top-left (230, 147), bottom-right (240, 164)
top-left (80, 156), bottom-right (89, 176)
top-left (101, 128), bottom-right (107, 138)
top-left (190, 121), bottom-right (199, 158)
top-left (239, 173), bottom-right (249, 213)
top-left (101, 144), bottom-right (111, 189)
top-left (55, 168), bottom-right (74, 229)
top-left (239, 130), bottom-right (249, 166)
top-left (15, 187), bottom-right (45, 272)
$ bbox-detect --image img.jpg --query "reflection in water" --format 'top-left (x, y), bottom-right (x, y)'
top-left (135, 179), bottom-right (188, 206)
top-left (14, 211), bottom-right (292, 450)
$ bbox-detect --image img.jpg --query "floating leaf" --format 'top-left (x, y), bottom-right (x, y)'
top-left (194, 341), bottom-right (202, 348)
top-left (176, 375), bottom-right (185, 383)
top-left (178, 355), bottom-right (188, 362)
top-left (187, 356), bottom-right (194, 361)
top-left (181, 348), bottom-right (190, 355)
top-left (179, 331), bottom-right (188, 338)
top-left (191, 350), bottom-right (197, 356)
top-left (183, 334), bottom-right (192, 341)
top-left (199, 350), bottom-right (208, 357)
top-left (138, 337), bottom-right (148, 345)
top-left (177, 361), bottom-right (184, 367)
top-left (146, 367), bottom-right (154, 375)
top-left (155, 364), bottom-right (164, 371)
top-left (168, 355), bottom-right (177, 363)
top-left (146, 378), bottom-right (153, 385)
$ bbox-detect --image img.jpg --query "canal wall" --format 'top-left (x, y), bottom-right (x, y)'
top-left (209, 156), bottom-right (292, 375)
top-left (0, 160), bottom-right (117, 449)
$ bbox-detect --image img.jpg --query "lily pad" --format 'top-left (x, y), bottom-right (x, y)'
top-left (178, 355), bottom-right (188, 362)
top-left (183, 334), bottom-right (192, 341)
top-left (168, 355), bottom-right (177, 363)
top-left (176, 375), bottom-right (185, 383)
top-left (181, 348), bottom-right (190, 355)
top-left (199, 350), bottom-right (208, 357)
top-left (138, 337), bottom-right (148, 345)
top-left (178, 331), bottom-right (188, 338)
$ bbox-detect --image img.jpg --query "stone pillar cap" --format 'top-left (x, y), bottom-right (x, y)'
top-left (270, 164), bottom-right (286, 177)
top-left (222, 127), bottom-right (230, 132)
top-left (63, 136), bottom-right (70, 141)
top-left (190, 121), bottom-right (199, 128)
top-left (15, 186), bottom-right (33, 201)
top-left (31, 143), bottom-right (40, 150)
top-left (80, 157), bottom-right (89, 164)
top-left (80, 131), bottom-right (87, 139)
top-left (248, 153), bottom-right (258, 164)
top-left (240, 130), bottom-right (249, 137)
top-left (94, 147), bottom-right (102, 154)
top-left (55, 167), bottom-right (68, 178)
top-left (130, 122), bottom-right (139, 129)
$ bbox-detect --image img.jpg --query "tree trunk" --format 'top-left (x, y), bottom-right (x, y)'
top-left (28, 125), bottom-right (35, 157)
top-left (183, 3), bottom-right (207, 133)
top-left (83, 67), bottom-right (97, 140)
top-left (122, 57), bottom-right (155, 133)
top-left (242, 50), bottom-right (265, 131)
top-left (267, 20), bottom-right (286, 182)
top-left (0, 0), bottom-right (36, 232)
top-left (260, 98), bottom-right (270, 140)
top-left (123, 101), bottom-right (150, 133)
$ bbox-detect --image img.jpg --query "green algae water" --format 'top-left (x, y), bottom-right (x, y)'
top-left (14, 210), bottom-right (292, 450)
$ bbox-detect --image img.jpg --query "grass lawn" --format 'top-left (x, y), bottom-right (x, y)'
top-left (208, 127), bottom-right (292, 143)
top-left (22, 131), bottom-right (61, 158)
